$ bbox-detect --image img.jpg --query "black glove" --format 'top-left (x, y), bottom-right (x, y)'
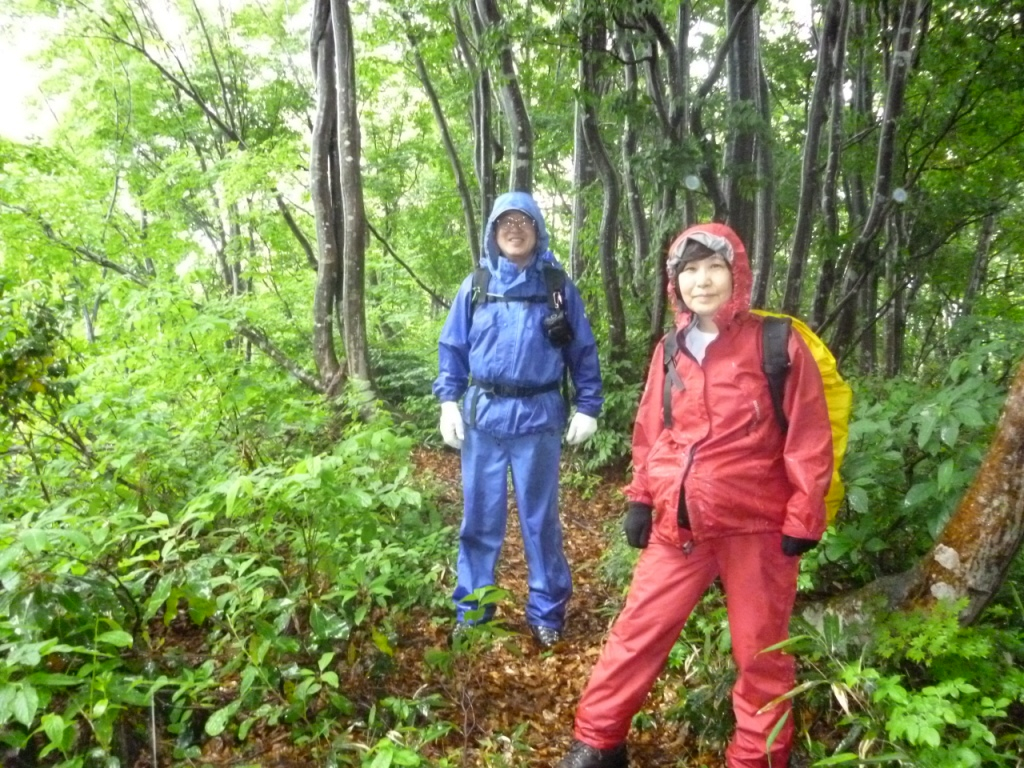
top-left (781, 535), bottom-right (818, 557)
top-left (624, 503), bottom-right (653, 549)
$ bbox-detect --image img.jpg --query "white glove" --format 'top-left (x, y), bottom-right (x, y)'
top-left (565, 412), bottom-right (598, 446)
top-left (439, 401), bottom-right (465, 449)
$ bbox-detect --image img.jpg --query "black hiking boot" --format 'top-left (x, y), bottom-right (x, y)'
top-left (529, 624), bottom-right (563, 648)
top-left (556, 739), bottom-right (628, 768)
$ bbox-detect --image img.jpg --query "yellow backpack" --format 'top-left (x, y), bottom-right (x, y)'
top-left (662, 310), bottom-right (852, 523)
top-left (752, 310), bottom-right (852, 523)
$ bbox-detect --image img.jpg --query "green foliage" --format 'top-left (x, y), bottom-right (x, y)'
top-left (0, 279), bottom-right (77, 426)
top-left (0, 336), bottom-right (455, 764)
top-left (774, 603), bottom-right (1024, 767)
top-left (811, 335), bottom-right (1015, 586)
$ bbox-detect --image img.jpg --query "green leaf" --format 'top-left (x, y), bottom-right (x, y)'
top-left (940, 421), bottom-right (960, 448)
top-left (846, 486), bottom-right (869, 514)
top-left (904, 481), bottom-right (936, 508)
top-left (95, 630), bottom-right (133, 648)
top-left (917, 408), bottom-right (939, 450)
top-left (12, 684), bottom-right (39, 727)
top-left (18, 529), bottom-right (50, 555)
top-left (320, 671), bottom-right (339, 688)
top-left (937, 459), bottom-right (955, 492)
top-left (953, 405), bottom-right (985, 428)
top-left (41, 712), bottom-right (66, 746)
top-left (205, 699), bottom-right (241, 737)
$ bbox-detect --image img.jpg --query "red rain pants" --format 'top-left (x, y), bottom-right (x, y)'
top-left (573, 532), bottom-right (800, 768)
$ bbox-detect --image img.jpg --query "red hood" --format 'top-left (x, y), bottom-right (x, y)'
top-left (666, 223), bottom-right (752, 329)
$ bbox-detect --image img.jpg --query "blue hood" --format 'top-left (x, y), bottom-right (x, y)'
top-left (482, 191), bottom-right (553, 274)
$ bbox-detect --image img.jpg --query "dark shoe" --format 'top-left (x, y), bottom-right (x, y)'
top-left (556, 739), bottom-right (628, 768)
top-left (529, 624), bottom-right (563, 648)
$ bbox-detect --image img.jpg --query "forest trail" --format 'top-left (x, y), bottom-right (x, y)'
top-left (390, 448), bottom-right (726, 768)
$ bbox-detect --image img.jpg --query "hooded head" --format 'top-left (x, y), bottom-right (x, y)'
top-left (666, 223), bottom-right (752, 327)
top-left (482, 191), bottom-right (551, 271)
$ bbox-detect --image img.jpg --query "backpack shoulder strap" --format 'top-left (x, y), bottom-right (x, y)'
top-left (662, 330), bottom-right (684, 429)
top-left (470, 267), bottom-right (490, 312)
top-left (761, 315), bottom-right (792, 434)
top-left (541, 263), bottom-right (567, 310)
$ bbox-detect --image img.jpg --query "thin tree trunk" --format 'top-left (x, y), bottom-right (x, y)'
top-left (783, 0), bottom-right (845, 316)
top-left (331, 0), bottom-right (370, 386)
top-left (309, 0), bottom-right (342, 388)
top-left (750, 56), bottom-right (775, 310)
top-left (579, 5), bottom-right (627, 360)
top-left (823, 0), bottom-right (923, 359)
top-left (570, 104), bottom-right (595, 280)
top-left (687, 0), bottom-right (757, 223)
top-left (812, 0), bottom-right (851, 328)
top-left (620, 33), bottom-right (649, 295)
top-left (724, 0), bottom-right (760, 252)
top-left (456, 2), bottom-right (496, 219)
top-left (962, 212), bottom-right (996, 317)
top-left (474, 0), bottom-right (533, 192)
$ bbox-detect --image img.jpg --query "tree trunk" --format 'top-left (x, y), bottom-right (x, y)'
top-left (579, 4), bottom-right (627, 361)
top-left (331, 0), bottom-right (370, 385)
top-left (810, 0), bottom-right (851, 328)
top-left (826, 0), bottom-right (923, 359)
top-left (962, 212), bottom-right (995, 317)
top-left (474, 0), bottom-right (533, 192)
top-left (782, 0), bottom-right (845, 316)
top-left (570, 103), bottom-right (595, 280)
top-left (456, 2), bottom-right (496, 218)
top-left (750, 59), bottom-right (775, 310)
top-left (817, 361), bottom-right (1024, 627)
top-left (309, 0), bottom-right (343, 389)
top-left (723, 0), bottom-right (760, 253)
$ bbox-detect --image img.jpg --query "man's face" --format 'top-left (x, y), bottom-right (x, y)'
top-left (495, 211), bottom-right (537, 266)
top-left (677, 253), bottom-right (733, 321)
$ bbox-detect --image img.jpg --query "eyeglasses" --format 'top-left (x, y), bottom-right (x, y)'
top-left (495, 214), bottom-right (535, 231)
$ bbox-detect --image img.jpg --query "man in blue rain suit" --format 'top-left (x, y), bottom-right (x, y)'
top-left (434, 191), bottom-right (603, 648)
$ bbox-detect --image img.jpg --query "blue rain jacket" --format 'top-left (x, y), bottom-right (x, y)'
top-left (434, 191), bottom-right (603, 437)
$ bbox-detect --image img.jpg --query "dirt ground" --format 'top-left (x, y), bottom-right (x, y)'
top-left (385, 447), bottom-right (726, 768)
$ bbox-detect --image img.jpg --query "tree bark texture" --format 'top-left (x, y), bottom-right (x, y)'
top-left (570, 102), bottom-right (595, 281)
top-left (330, 0), bottom-right (370, 385)
top-left (619, 31), bottom-right (649, 295)
top-left (723, 0), bottom-right (760, 254)
top-left (579, 6), bottom-right (627, 361)
top-left (456, 2), bottom-right (496, 218)
top-left (827, 0), bottom-right (924, 359)
top-left (782, 0), bottom-right (845, 316)
top-left (810, 360), bottom-right (1024, 628)
top-left (750, 60), bottom-right (775, 310)
top-left (962, 212), bottom-right (995, 318)
top-left (474, 0), bottom-right (533, 192)
top-left (309, 0), bottom-right (342, 389)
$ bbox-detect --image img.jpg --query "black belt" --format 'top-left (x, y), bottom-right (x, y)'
top-left (468, 378), bottom-right (561, 426)
top-left (472, 379), bottom-right (561, 398)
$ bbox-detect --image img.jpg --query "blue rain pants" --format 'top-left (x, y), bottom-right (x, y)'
top-left (453, 424), bottom-right (571, 629)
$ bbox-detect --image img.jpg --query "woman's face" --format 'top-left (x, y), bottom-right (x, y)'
top-left (677, 253), bottom-right (733, 321)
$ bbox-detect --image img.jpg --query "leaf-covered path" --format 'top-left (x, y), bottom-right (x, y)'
top-left (386, 448), bottom-right (727, 768)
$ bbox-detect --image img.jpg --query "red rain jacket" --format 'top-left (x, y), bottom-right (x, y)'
top-left (624, 223), bottom-right (833, 545)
